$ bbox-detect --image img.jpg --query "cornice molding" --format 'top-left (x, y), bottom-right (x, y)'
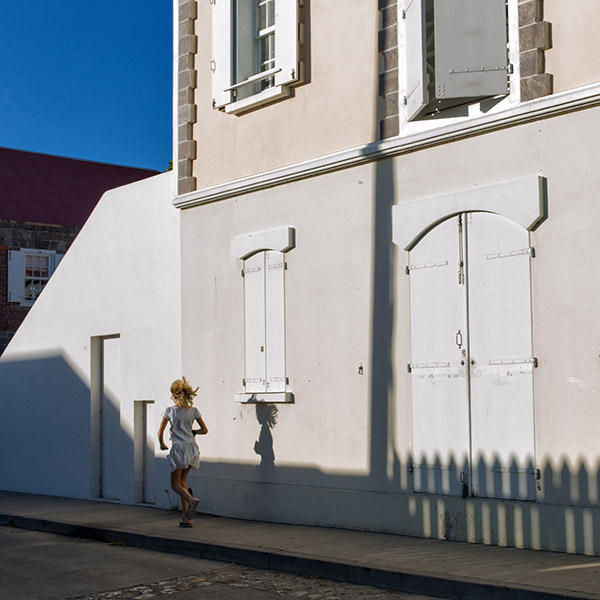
top-left (173, 83), bottom-right (600, 210)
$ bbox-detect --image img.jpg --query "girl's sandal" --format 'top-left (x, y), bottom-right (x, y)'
top-left (186, 498), bottom-right (200, 521)
top-left (179, 520), bottom-right (193, 528)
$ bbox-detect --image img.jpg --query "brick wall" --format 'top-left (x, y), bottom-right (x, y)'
top-left (519, 0), bottom-right (553, 101)
top-left (178, 0), bottom-right (198, 195)
top-left (0, 220), bottom-right (80, 355)
top-left (379, 0), bottom-right (399, 139)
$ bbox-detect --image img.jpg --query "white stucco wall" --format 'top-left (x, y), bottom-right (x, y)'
top-left (545, 0), bottom-right (600, 93)
top-left (179, 104), bottom-right (600, 554)
top-left (0, 172), bottom-right (181, 504)
top-left (191, 0), bottom-right (381, 188)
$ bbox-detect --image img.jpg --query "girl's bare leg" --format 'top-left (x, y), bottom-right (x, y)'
top-left (171, 469), bottom-right (193, 521)
top-left (181, 465), bottom-right (192, 495)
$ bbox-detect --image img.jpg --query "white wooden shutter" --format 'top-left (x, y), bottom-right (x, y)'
top-left (409, 217), bottom-right (470, 496)
top-left (7, 249), bottom-right (25, 303)
top-left (434, 0), bottom-right (509, 99)
top-left (235, 0), bottom-right (255, 92)
top-left (274, 0), bottom-right (300, 87)
top-left (466, 212), bottom-right (535, 501)
top-left (265, 251), bottom-right (286, 392)
top-left (244, 252), bottom-right (267, 393)
top-left (211, 0), bottom-right (233, 109)
top-left (405, 0), bottom-right (429, 121)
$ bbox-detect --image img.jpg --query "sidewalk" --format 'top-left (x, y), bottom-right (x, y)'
top-left (1, 491), bottom-right (599, 600)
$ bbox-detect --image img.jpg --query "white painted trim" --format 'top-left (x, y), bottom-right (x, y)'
top-left (173, 83), bottom-right (600, 209)
top-left (225, 85), bottom-right (291, 115)
top-left (231, 226), bottom-right (296, 259)
top-left (392, 176), bottom-right (546, 251)
top-left (234, 392), bottom-right (294, 404)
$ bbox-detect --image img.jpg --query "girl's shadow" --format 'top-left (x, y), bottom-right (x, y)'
top-left (254, 404), bottom-right (278, 468)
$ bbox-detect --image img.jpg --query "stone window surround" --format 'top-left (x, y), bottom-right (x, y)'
top-left (378, 0), bottom-right (553, 140)
top-left (178, 0), bottom-right (198, 196)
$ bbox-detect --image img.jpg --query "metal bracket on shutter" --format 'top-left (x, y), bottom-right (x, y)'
top-left (485, 247), bottom-right (535, 260)
top-left (267, 262), bottom-right (286, 270)
top-left (408, 362), bottom-right (451, 370)
top-left (406, 260), bottom-right (448, 272)
top-left (490, 466), bottom-right (540, 476)
top-left (449, 65), bottom-right (511, 75)
top-left (267, 377), bottom-right (288, 386)
top-left (488, 357), bottom-right (538, 367)
top-left (243, 266), bottom-right (262, 275)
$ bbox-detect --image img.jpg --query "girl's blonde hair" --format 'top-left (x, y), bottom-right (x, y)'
top-left (170, 376), bottom-right (198, 409)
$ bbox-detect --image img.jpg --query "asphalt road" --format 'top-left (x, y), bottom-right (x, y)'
top-left (1, 526), bottom-right (441, 600)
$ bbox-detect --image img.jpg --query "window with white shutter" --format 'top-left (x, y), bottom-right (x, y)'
top-left (404, 0), bottom-right (511, 122)
top-left (232, 227), bottom-right (295, 403)
top-left (211, 0), bottom-right (303, 115)
top-left (7, 248), bottom-right (63, 306)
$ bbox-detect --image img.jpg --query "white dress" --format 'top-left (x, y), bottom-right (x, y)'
top-left (163, 405), bottom-right (201, 471)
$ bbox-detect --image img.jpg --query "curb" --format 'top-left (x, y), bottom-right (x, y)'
top-left (0, 512), bottom-right (596, 600)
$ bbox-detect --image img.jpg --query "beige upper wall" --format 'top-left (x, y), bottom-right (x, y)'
top-left (545, 0), bottom-right (600, 93)
top-left (193, 0), bottom-right (381, 189)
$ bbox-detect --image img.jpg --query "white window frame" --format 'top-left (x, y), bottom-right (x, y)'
top-left (211, 0), bottom-right (303, 115)
top-left (7, 248), bottom-right (63, 307)
top-left (398, 0), bottom-right (521, 136)
top-left (231, 226), bottom-right (295, 403)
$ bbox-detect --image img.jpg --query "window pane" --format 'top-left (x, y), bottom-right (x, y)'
top-left (258, 1), bottom-right (267, 30)
top-left (267, 0), bottom-right (274, 28)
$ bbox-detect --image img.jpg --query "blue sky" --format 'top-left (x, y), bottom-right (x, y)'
top-left (1, 2), bottom-right (173, 172)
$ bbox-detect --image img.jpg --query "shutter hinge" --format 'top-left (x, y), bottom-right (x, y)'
top-left (401, 9), bottom-right (406, 19)
top-left (210, 60), bottom-right (216, 73)
top-left (241, 269), bottom-right (245, 277)
top-left (242, 378), bottom-right (246, 387)
top-left (405, 265), bottom-right (410, 275)
top-left (403, 96), bottom-right (408, 105)
top-left (407, 363), bottom-right (412, 373)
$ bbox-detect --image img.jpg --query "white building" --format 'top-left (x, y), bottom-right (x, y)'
top-left (3, 0), bottom-right (600, 555)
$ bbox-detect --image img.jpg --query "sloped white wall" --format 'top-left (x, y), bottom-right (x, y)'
top-left (0, 172), bottom-right (181, 504)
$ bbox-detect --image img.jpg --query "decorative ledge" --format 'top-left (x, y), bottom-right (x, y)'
top-left (235, 392), bottom-right (294, 404)
top-left (392, 176), bottom-right (547, 251)
top-left (173, 81), bottom-right (600, 210)
top-left (231, 226), bottom-right (296, 260)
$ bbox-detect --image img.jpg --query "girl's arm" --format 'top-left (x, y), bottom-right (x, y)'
top-left (193, 415), bottom-right (208, 435)
top-left (157, 417), bottom-right (169, 450)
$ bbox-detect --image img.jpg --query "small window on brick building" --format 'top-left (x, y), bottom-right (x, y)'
top-left (7, 249), bottom-right (63, 306)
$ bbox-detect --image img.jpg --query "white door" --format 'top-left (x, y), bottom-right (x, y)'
top-left (409, 213), bottom-right (536, 500)
top-left (467, 212), bottom-right (536, 500)
top-left (409, 216), bottom-right (471, 497)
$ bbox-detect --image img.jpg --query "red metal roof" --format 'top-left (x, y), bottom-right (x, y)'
top-left (0, 147), bottom-right (160, 227)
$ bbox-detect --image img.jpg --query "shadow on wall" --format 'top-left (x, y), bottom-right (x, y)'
top-left (254, 404), bottom-right (277, 469)
top-left (0, 354), bottom-right (92, 498)
top-left (0, 352), bottom-right (136, 503)
top-left (191, 449), bottom-right (600, 556)
top-left (3, 355), bottom-right (600, 555)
